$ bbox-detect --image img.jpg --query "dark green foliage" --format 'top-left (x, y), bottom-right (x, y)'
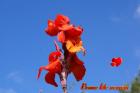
top-left (120, 70), bottom-right (140, 93)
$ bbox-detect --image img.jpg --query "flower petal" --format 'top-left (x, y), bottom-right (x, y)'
top-left (37, 66), bottom-right (47, 79)
top-left (37, 65), bottom-right (56, 79)
top-left (45, 72), bottom-right (58, 87)
top-left (65, 26), bottom-right (83, 37)
top-left (45, 20), bottom-right (59, 36)
top-left (72, 54), bottom-right (83, 65)
top-left (70, 63), bottom-right (86, 81)
top-left (57, 31), bottom-right (65, 43)
top-left (66, 40), bottom-right (83, 53)
top-left (37, 60), bottom-right (61, 80)
top-left (49, 51), bottom-right (61, 63)
top-left (112, 57), bottom-right (122, 63)
top-left (111, 62), bottom-right (116, 67)
top-left (68, 54), bottom-right (85, 81)
top-left (47, 60), bottom-right (62, 73)
top-left (55, 14), bottom-right (70, 27)
top-left (58, 24), bottom-right (74, 31)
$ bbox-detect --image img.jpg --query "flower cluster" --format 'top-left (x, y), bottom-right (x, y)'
top-left (37, 14), bottom-right (86, 88)
top-left (45, 14), bottom-right (85, 53)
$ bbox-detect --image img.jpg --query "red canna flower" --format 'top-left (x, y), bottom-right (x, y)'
top-left (38, 14), bottom-right (86, 93)
top-left (44, 14), bottom-right (85, 54)
top-left (111, 57), bottom-right (123, 67)
top-left (45, 14), bottom-right (70, 36)
top-left (37, 43), bottom-right (62, 87)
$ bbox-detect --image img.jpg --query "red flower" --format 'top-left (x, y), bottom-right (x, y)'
top-left (39, 14), bottom-right (86, 89)
top-left (44, 14), bottom-right (85, 54)
top-left (37, 50), bottom-right (62, 87)
top-left (111, 57), bottom-right (123, 67)
top-left (45, 20), bottom-right (59, 36)
top-left (45, 14), bottom-right (70, 36)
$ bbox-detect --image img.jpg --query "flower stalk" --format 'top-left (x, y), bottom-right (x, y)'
top-left (59, 61), bottom-right (68, 93)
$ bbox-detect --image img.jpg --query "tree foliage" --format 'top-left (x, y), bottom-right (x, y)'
top-left (120, 70), bottom-right (140, 93)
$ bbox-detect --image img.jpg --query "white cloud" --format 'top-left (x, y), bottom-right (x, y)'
top-left (134, 5), bottom-right (140, 18)
top-left (0, 88), bottom-right (16, 93)
top-left (7, 71), bottom-right (23, 83)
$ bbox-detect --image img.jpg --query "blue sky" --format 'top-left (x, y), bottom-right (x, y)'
top-left (0, 0), bottom-right (140, 93)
